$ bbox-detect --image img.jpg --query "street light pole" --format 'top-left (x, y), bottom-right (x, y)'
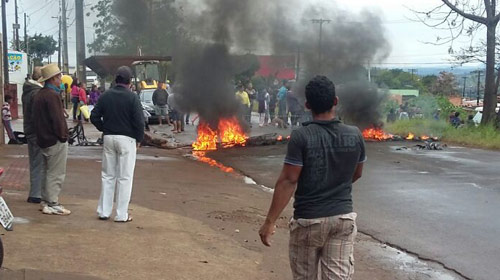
top-left (2, 0), bottom-right (9, 85)
top-left (476, 70), bottom-right (482, 106)
top-left (61, 0), bottom-right (69, 74)
top-left (14, 0), bottom-right (19, 50)
top-left (311, 19), bottom-right (331, 73)
top-left (462, 76), bottom-right (466, 98)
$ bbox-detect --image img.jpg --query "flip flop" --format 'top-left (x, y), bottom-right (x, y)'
top-left (115, 216), bottom-right (133, 223)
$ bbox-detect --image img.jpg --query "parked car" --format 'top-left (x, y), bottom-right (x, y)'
top-left (139, 89), bottom-right (165, 124)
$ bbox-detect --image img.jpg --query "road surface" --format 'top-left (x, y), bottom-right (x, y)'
top-left (210, 141), bottom-right (500, 280)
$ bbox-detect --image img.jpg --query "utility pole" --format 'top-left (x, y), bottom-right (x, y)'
top-left (2, 0), bottom-right (9, 85)
top-left (311, 19), bottom-right (331, 73)
top-left (61, 0), bottom-right (69, 74)
top-left (52, 14), bottom-right (62, 70)
top-left (14, 0), bottom-right (19, 50)
top-left (367, 63), bottom-right (371, 82)
top-left (0, 30), bottom-right (4, 144)
top-left (295, 44), bottom-right (301, 81)
top-left (409, 69), bottom-right (417, 81)
top-left (462, 76), bottom-right (467, 98)
top-left (75, 0), bottom-right (86, 85)
top-left (24, 13), bottom-right (30, 74)
top-left (476, 70), bottom-right (482, 106)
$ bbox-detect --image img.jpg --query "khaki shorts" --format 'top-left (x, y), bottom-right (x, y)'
top-left (289, 212), bottom-right (357, 280)
top-left (155, 105), bottom-right (168, 116)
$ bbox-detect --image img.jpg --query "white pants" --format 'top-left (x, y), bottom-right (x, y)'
top-left (97, 135), bottom-right (137, 221)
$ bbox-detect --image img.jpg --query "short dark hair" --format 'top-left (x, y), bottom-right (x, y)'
top-left (305, 75), bottom-right (336, 114)
top-left (115, 66), bottom-right (133, 85)
top-left (4, 95), bottom-right (12, 102)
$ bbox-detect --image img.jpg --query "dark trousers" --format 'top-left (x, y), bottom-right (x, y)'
top-left (71, 97), bottom-right (79, 120)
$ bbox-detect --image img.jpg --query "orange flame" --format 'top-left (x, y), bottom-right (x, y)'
top-left (219, 117), bottom-right (247, 148)
top-left (406, 133), bottom-right (415, 140)
top-left (192, 118), bottom-right (247, 151)
top-left (362, 127), bottom-right (393, 141)
top-left (193, 152), bottom-right (234, 173)
top-left (420, 135), bottom-right (430, 141)
top-left (192, 122), bottom-right (218, 151)
top-left (277, 135), bottom-right (283, 141)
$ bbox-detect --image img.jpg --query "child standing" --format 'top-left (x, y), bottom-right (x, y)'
top-left (2, 95), bottom-right (17, 143)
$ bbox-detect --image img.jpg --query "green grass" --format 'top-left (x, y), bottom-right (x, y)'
top-left (385, 119), bottom-right (500, 150)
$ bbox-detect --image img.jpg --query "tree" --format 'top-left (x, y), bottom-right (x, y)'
top-left (414, 1), bottom-right (500, 125)
top-left (372, 68), bottom-right (423, 90)
top-left (88, 0), bottom-right (181, 56)
top-left (421, 75), bottom-right (438, 93)
top-left (20, 33), bottom-right (57, 66)
top-left (432, 71), bottom-right (458, 96)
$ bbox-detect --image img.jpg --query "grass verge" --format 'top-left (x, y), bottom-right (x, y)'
top-left (385, 119), bottom-right (500, 150)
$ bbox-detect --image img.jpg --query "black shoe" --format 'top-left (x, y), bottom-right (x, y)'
top-left (98, 216), bottom-right (110, 220)
top-left (27, 197), bottom-right (42, 203)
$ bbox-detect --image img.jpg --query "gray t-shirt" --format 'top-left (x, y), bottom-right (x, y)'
top-left (285, 119), bottom-right (366, 219)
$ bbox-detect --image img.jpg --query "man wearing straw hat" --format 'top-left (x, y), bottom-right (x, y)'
top-left (32, 64), bottom-right (71, 215)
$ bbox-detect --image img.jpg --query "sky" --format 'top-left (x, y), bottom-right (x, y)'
top-left (1, 0), bottom-right (486, 70)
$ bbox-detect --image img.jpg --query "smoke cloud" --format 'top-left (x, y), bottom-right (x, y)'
top-left (172, 0), bottom-right (391, 128)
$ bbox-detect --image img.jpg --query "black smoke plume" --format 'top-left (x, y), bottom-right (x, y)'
top-left (172, 0), bottom-right (391, 128)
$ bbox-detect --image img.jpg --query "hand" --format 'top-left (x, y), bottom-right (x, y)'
top-left (136, 142), bottom-right (141, 149)
top-left (259, 221), bottom-right (276, 247)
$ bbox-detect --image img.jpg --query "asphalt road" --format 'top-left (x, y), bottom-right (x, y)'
top-left (210, 141), bottom-right (500, 280)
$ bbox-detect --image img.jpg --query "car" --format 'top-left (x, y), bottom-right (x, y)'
top-left (139, 89), bottom-right (167, 124)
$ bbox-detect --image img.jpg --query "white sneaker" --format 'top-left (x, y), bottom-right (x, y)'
top-left (39, 201), bottom-right (48, 211)
top-left (42, 204), bottom-right (71, 215)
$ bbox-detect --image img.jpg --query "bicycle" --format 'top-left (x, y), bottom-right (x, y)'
top-left (68, 121), bottom-right (102, 146)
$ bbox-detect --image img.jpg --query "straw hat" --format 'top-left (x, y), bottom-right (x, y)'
top-left (38, 64), bottom-right (62, 82)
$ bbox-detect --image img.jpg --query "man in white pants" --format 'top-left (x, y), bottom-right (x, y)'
top-left (90, 66), bottom-right (144, 222)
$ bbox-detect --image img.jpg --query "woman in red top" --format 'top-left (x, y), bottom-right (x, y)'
top-left (78, 82), bottom-right (87, 105)
top-left (71, 79), bottom-right (80, 121)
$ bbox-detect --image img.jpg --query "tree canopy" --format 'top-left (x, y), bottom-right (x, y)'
top-left (21, 33), bottom-right (58, 66)
top-left (88, 0), bottom-right (181, 56)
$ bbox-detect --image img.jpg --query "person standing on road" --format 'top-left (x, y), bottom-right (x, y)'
top-left (235, 84), bottom-right (251, 125)
top-left (70, 78), bottom-right (80, 121)
top-left (90, 66), bottom-right (144, 222)
top-left (32, 64), bottom-right (71, 215)
top-left (89, 85), bottom-right (101, 105)
top-left (22, 67), bottom-right (46, 203)
top-left (277, 81), bottom-right (289, 128)
top-left (259, 76), bottom-right (366, 280)
top-left (167, 92), bottom-right (182, 134)
top-left (152, 82), bottom-right (170, 126)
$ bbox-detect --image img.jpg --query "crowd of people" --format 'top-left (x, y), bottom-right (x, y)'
top-left (1, 64), bottom-right (144, 221)
top-left (235, 79), bottom-right (306, 129)
top-left (385, 102), bottom-right (476, 129)
top-left (2, 65), bottom-right (368, 279)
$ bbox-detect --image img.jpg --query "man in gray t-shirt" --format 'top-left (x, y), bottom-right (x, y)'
top-left (259, 75), bottom-right (366, 280)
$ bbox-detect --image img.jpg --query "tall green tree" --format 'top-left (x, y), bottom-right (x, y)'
top-left (20, 33), bottom-right (57, 66)
top-left (88, 0), bottom-right (181, 56)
